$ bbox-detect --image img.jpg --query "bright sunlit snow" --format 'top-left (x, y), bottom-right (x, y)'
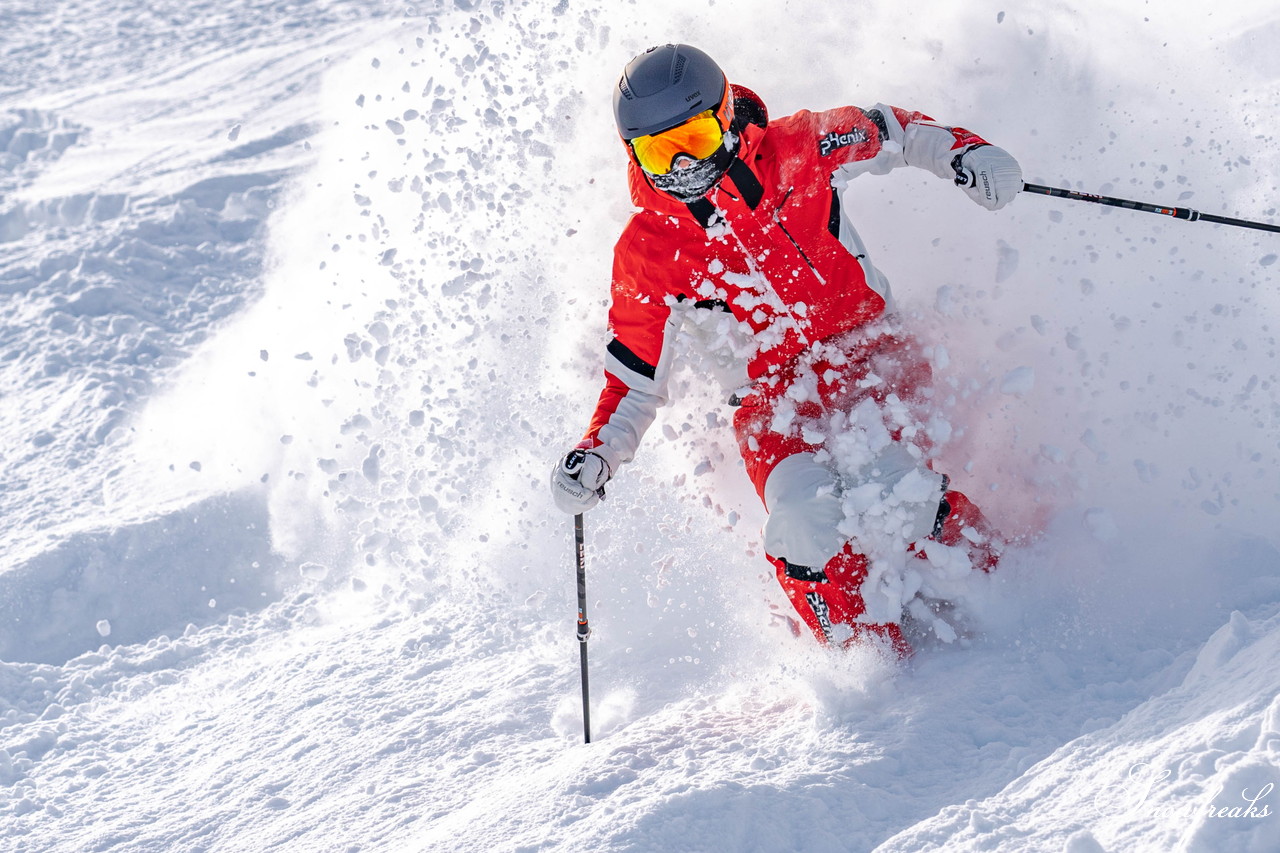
top-left (2, 1), bottom-right (1279, 851)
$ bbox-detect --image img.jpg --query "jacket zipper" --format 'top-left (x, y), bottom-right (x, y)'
top-left (774, 188), bottom-right (826, 286)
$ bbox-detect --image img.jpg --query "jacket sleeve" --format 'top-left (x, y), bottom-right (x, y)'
top-left (579, 226), bottom-right (682, 468)
top-left (830, 103), bottom-right (994, 185)
top-left (887, 105), bottom-right (993, 181)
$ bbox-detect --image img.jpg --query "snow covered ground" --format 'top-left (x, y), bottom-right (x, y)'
top-left (2, 0), bottom-right (1279, 850)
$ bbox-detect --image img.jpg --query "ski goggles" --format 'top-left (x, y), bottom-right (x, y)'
top-left (628, 88), bottom-right (733, 176)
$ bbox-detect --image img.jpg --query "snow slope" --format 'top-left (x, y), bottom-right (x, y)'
top-left (2, 0), bottom-right (1279, 851)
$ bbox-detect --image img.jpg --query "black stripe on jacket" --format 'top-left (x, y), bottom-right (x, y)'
top-left (607, 337), bottom-right (656, 381)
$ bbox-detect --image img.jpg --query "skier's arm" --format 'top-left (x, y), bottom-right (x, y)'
top-left (551, 236), bottom-right (679, 514)
top-left (878, 104), bottom-right (1022, 210)
top-left (583, 282), bottom-right (679, 465)
top-left (827, 104), bottom-right (1021, 210)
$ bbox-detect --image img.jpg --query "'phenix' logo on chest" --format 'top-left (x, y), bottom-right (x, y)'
top-left (818, 127), bottom-right (868, 157)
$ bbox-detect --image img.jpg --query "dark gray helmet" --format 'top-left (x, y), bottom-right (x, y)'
top-left (613, 44), bottom-right (728, 140)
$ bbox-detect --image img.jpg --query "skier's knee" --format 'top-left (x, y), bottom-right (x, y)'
top-left (762, 453), bottom-right (846, 569)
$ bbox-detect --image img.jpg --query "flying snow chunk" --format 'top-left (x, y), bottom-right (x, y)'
top-left (362, 445), bottom-right (381, 483)
top-left (934, 285), bottom-right (954, 317)
top-left (1080, 428), bottom-right (1105, 458)
top-left (894, 468), bottom-right (943, 503)
top-left (96, 620), bottom-right (111, 637)
top-left (1040, 444), bottom-right (1065, 463)
top-left (1260, 253), bottom-right (1277, 267)
top-left (995, 239), bottom-right (1020, 282)
top-left (1083, 508), bottom-right (1119, 542)
top-left (1000, 366), bottom-right (1035, 395)
top-left (300, 562), bottom-right (329, 581)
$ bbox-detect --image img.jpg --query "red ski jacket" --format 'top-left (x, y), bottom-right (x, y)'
top-left (580, 90), bottom-right (993, 469)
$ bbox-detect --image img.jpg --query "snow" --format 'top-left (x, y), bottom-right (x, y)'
top-left (999, 365), bottom-right (1034, 396)
top-left (2, 0), bottom-right (1279, 851)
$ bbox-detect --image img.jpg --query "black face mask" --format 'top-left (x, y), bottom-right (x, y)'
top-left (650, 133), bottom-right (737, 203)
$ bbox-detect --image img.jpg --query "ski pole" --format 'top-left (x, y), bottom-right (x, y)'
top-left (1023, 182), bottom-right (1280, 234)
top-left (574, 513), bottom-right (592, 744)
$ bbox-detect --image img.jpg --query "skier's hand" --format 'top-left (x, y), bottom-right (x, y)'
top-left (551, 446), bottom-right (617, 514)
top-left (953, 144), bottom-right (1022, 211)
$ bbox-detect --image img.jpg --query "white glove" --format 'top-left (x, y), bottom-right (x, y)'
top-left (551, 446), bottom-right (617, 514)
top-left (953, 144), bottom-right (1022, 211)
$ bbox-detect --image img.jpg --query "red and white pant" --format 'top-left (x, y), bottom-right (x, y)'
top-left (732, 330), bottom-right (1000, 654)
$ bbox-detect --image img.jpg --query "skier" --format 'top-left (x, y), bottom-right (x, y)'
top-left (551, 44), bottom-right (1021, 654)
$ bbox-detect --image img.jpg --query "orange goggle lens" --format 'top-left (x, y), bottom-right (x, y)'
top-left (630, 109), bottom-right (726, 176)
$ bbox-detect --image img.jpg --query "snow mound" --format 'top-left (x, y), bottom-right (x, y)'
top-left (0, 490), bottom-right (285, 665)
top-left (882, 609), bottom-right (1280, 852)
